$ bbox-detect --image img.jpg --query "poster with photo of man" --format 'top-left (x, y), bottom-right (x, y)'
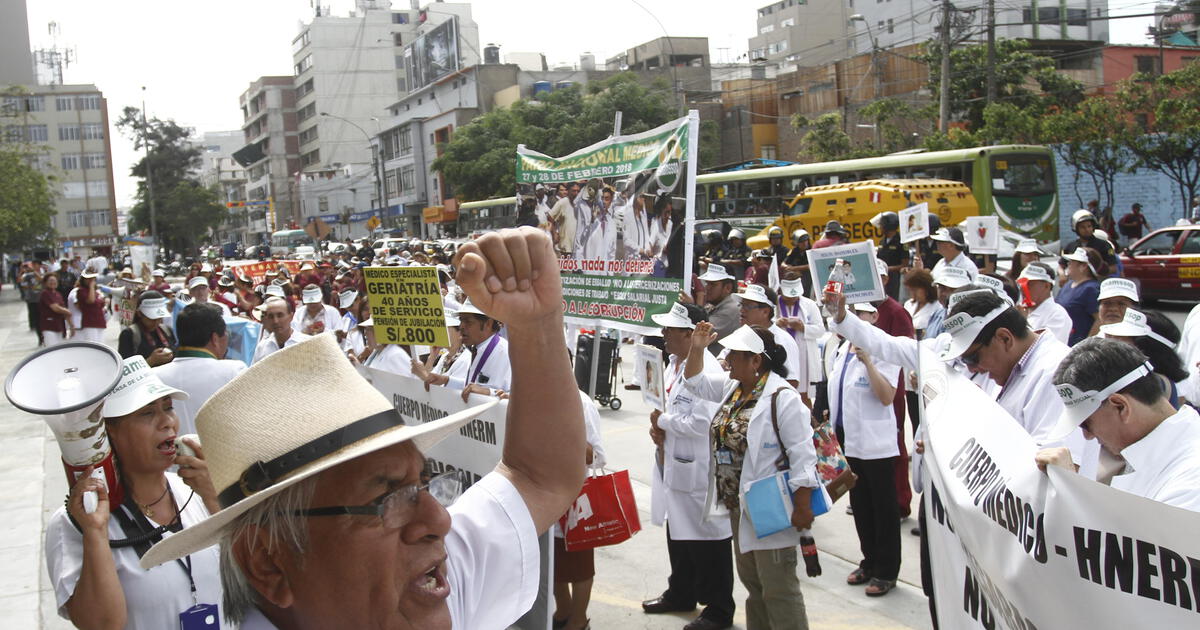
top-left (805, 240), bottom-right (885, 304)
top-left (516, 113), bottom-right (698, 334)
top-left (899, 202), bottom-right (929, 243)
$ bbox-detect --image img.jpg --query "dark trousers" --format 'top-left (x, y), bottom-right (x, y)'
top-left (25, 302), bottom-right (42, 343)
top-left (919, 499), bottom-right (939, 629)
top-left (663, 523), bottom-right (736, 623)
top-left (847, 455), bottom-right (902, 581)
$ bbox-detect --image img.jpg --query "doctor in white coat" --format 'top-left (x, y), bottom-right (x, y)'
top-left (643, 303), bottom-right (735, 630)
top-left (684, 322), bottom-right (819, 630)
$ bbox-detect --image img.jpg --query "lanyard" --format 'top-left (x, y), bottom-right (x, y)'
top-left (469, 334), bottom-right (500, 384)
top-left (121, 489), bottom-right (198, 603)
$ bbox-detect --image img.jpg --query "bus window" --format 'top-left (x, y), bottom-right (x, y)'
top-left (778, 177), bottom-right (806, 196)
top-left (696, 187), bottom-right (709, 218)
top-left (992, 155), bottom-right (1054, 196)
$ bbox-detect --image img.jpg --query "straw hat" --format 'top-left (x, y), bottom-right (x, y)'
top-left (139, 334), bottom-right (495, 569)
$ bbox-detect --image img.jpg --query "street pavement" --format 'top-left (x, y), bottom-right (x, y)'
top-left (0, 286), bottom-right (1192, 629)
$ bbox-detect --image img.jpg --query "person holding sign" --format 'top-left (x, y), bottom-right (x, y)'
top-left (643, 302), bottom-right (735, 630)
top-left (929, 228), bottom-right (978, 281)
top-left (683, 322), bottom-right (819, 630)
top-left (1038, 337), bottom-right (1200, 511)
top-left (293, 284), bottom-right (339, 336)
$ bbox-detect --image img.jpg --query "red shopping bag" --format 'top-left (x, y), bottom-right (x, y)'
top-left (559, 469), bottom-right (641, 551)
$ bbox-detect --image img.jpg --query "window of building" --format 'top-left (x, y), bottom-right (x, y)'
top-left (318, 196), bottom-right (329, 212)
top-left (27, 124), bottom-right (48, 142)
top-left (401, 166), bottom-right (415, 192)
top-left (398, 125), bottom-right (412, 155)
top-left (1136, 55), bottom-right (1160, 75)
top-left (297, 79), bottom-right (315, 98)
top-left (393, 33), bottom-right (405, 46)
top-left (56, 96), bottom-right (74, 111)
top-left (61, 154), bottom-right (79, 170)
top-left (299, 125), bottom-right (319, 145)
top-left (59, 124), bottom-right (80, 141)
top-left (393, 12), bottom-right (409, 24)
top-left (24, 96), bottom-right (44, 112)
top-left (26, 153), bottom-right (50, 170)
top-left (768, 41), bottom-right (787, 54)
top-left (66, 210), bottom-right (111, 229)
top-left (301, 148), bottom-right (320, 167)
top-left (761, 145), bottom-right (778, 160)
top-left (88, 181), bottom-right (107, 197)
top-left (397, 78), bottom-right (407, 93)
top-left (760, 25), bottom-right (775, 34)
top-left (294, 54), bottom-right (313, 76)
top-left (1067, 8), bottom-right (1086, 25)
top-left (81, 124), bottom-right (105, 140)
top-left (887, 18), bottom-right (894, 33)
top-left (292, 30), bottom-right (311, 54)
top-left (781, 18), bottom-right (795, 27)
top-left (78, 95), bottom-right (101, 110)
top-left (298, 103), bottom-right (317, 122)
top-left (385, 170), bottom-right (398, 197)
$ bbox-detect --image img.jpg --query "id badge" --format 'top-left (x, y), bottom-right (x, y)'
top-left (180, 603), bottom-right (220, 629)
top-left (715, 447), bottom-right (733, 465)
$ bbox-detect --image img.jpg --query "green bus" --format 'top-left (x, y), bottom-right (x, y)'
top-left (458, 197), bottom-right (518, 236)
top-left (697, 144), bottom-right (1060, 243)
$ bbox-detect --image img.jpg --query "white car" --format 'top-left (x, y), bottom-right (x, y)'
top-left (294, 245), bottom-right (317, 260)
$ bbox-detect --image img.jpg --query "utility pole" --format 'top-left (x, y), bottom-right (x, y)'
top-left (939, 1), bottom-right (953, 133)
top-left (141, 87), bottom-right (159, 248)
top-left (986, 0), bottom-right (996, 105)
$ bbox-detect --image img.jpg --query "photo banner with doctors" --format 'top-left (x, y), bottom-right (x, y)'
top-left (920, 364), bottom-right (1200, 629)
top-left (515, 113), bottom-right (697, 335)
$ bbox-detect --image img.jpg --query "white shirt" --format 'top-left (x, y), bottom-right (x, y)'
top-left (253, 331), bottom-right (312, 364)
top-left (365, 343), bottom-right (415, 377)
top-left (904, 299), bottom-right (942, 335)
top-left (1112, 405), bottom-right (1200, 511)
top-left (433, 347), bottom-right (471, 383)
top-left (769, 323), bottom-right (804, 386)
top-left (45, 474), bottom-right (221, 630)
top-left (65, 287), bottom-right (84, 329)
top-left (777, 296), bottom-right (826, 389)
top-left (1026, 298), bottom-right (1072, 345)
top-left (448, 333), bottom-right (512, 392)
top-left (293, 303), bottom-right (340, 335)
top-left (647, 217), bottom-right (673, 261)
top-left (580, 208), bottom-right (618, 261)
top-left (239, 472), bottom-right (541, 630)
top-left (153, 354), bottom-right (246, 436)
top-left (932, 251), bottom-right (979, 281)
top-left (828, 340), bottom-right (904, 460)
top-left (1178, 302), bottom-right (1200, 403)
top-left (619, 203), bottom-right (650, 259)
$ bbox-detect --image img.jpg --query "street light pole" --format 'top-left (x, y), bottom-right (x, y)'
top-left (320, 112), bottom-right (384, 232)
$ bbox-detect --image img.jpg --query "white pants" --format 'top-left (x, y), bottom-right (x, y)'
top-left (44, 330), bottom-right (66, 346)
top-left (74, 327), bottom-right (106, 343)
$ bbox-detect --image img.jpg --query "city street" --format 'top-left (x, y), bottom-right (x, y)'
top-left (0, 287), bottom-right (1193, 629)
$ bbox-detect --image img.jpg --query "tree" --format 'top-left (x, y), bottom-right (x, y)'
top-left (791, 112), bottom-right (862, 162)
top-left (0, 86), bottom-right (57, 252)
top-left (115, 107), bottom-right (226, 253)
top-left (1116, 63), bottom-right (1200, 219)
top-left (1043, 96), bottom-right (1133, 213)
top-left (435, 73), bottom-right (701, 201)
top-left (857, 98), bottom-right (930, 155)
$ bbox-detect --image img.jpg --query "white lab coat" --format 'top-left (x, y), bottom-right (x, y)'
top-left (153, 356), bottom-right (246, 436)
top-left (685, 370), bottom-right (819, 553)
top-left (1026, 298), bottom-right (1072, 345)
top-left (619, 203), bottom-right (650, 259)
top-left (1111, 405), bottom-right (1200, 512)
top-left (1177, 302), bottom-right (1200, 403)
top-left (827, 341), bottom-right (903, 460)
top-left (777, 296), bottom-right (826, 393)
top-left (580, 209), bottom-right (618, 261)
top-left (433, 347), bottom-right (471, 383)
top-left (650, 352), bottom-right (732, 541)
top-left (447, 332), bottom-right (512, 392)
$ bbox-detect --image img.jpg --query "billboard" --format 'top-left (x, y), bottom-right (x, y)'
top-left (405, 17), bottom-right (460, 92)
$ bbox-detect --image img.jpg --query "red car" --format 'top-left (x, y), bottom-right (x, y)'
top-left (1119, 225), bottom-right (1200, 301)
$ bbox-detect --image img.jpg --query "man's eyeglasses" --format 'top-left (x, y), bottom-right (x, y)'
top-left (960, 339), bottom-right (990, 366)
top-left (295, 468), bottom-right (470, 529)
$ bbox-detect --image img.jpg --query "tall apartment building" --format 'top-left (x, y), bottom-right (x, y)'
top-left (2, 85), bottom-right (118, 256)
top-left (748, 0), bottom-right (853, 72)
top-left (235, 76), bottom-right (299, 239)
top-left (0, 0), bottom-right (35, 84)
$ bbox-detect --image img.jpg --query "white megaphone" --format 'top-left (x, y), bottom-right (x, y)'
top-left (5, 342), bottom-right (125, 512)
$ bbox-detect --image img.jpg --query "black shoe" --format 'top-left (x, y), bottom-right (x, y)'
top-left (684, 617), bottom-right (733, 630)
top-left (642, 597), bottom-right (695, 614)
top-left (910, 526), bottom-right (922, 536)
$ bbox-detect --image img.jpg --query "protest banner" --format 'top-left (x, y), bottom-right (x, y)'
top-left (920, 362), bottom-right (1200, 629)
top-left (899, 202), bottom-right (930, 244)
top-left (363, 370), bottom-right (553, 630)
top-left (516, 113), bottom-right (698, 335)
top-left (965, 216), bottom-right (1001, 255)
top-left (805, 240), bottom-right (885, 304)
top-left (222, 317), bottom-right (261, 366)
top-left (129, 245), bottom-right (156, 282)
top-left (363, 265), bottom-right (450, 347)
top-left (636, 344), bottom-right (665, 412)
top-left (227, 260), bottom-right (302, 284)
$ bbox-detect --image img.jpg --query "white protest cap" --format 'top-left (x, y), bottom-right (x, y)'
top-left (386, 255), bottom-right (403, 266)
top-left (698, 263), bottom-right (734, 282)
top-left (1014, 239), bottom-right (1041, 254)
top-left (1018, 263), bottom-right (1054, 284)
top-left (853, 302), bottom-right (877, 314)
top-left (719, 324), bottom-right (765, 355)
top-left (338, 289), bottom-right (358, 309)
top-left (187, 276), bottom-right (208, 290)
top-left (1062, 248), bottom-right (1097, 277)
top-left (780, 278), bottom-right (803, 298)
top-left (444, 310), bottom-right (461, 327)
top-left (875, 257), bottom-right (888, 277)
top-left (264, 285), bottom-right (286, 299)
top-left (152, 268), bottom-right (166, 277)
top-left (1098, 277), bottom-right (1139, 303)
top-left (933, 266), bottom-right (971, 289)
top-left (651, 302), bottom-right (697, 329)
top-left (1099, 308), bottom-right (1175, 348)
top-left (301, 286), bottom-right (323, 304)
top-left (974, 275), bottom-right (1013, 305)
top-left (138, 296), bottom-right (171, 320)
top-left (217, 275), bottom-right (234, 287)
top-left (931, 227), bottom-right (966, 248)
top-left (1050, 359), bottom-right (1153, 441)
top-left (457, 299), bottom-right (486, 318)
top-left (938, 303), bottom-right (1010, 362)
top-left (753, 248), bottom-right (772, 259)
top-left (102, 356), bottom-right (188, 419)
top-left (200, 262), bottom-right (214, 273)
top-left (734, 283), bottom-right (773, 306)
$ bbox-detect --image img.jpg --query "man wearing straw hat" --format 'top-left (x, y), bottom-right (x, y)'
top-left (140, 227), bottom-right (586, 630)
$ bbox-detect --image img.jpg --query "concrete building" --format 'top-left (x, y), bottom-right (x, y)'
top-left (605, 36), bottom-right (712, 99)
top-left (234, 76), bottom-right (299, 242)
top-left (195, 131), bottom-right (249, 246)
top-left (748, 0), bottom-right (854, 72)
top-left (0, 0), bottom-right (35, 85)
top-left (1, 84), bottom-right (119, 256)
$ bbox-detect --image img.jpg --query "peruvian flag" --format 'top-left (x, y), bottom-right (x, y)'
top-left (870, 191), bottom-right (881, 203)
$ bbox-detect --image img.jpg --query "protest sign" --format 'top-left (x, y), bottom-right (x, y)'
top-left (965, 216), bottom-right (1001, 254)
top-left (363, 265), bottom-right (450, 347)
top-left (129, 245), bottom-right (155, 282)
top-left (517, 113), bottom-right (698, 334)
top-left (805, 240), bottom-right (885, 304)
top-left (920, 362), bottom-right (1200, 629)
top-left (899, 203), bottom-right (930, 244)
top-left (636, 344), bottom-right (665, 412)
top-left (228, 260), bottom-right (302, 284)
top-left (222, 317), bottom-right (261, 366)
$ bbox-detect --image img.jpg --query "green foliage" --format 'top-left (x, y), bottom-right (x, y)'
top-left (791, 112), bottom-right (863, 162)
top-left (434, 73), bottom-right (693, 200)
top-left (116, 107), bottom-right (225, 252)
top-left (1116, 62), bottom-right (1200, 218)
top-left (1043, 97), bottom-right (1132, 212)
top-left (857, 98), bottom-right (929, 154)
top-left (0, 86), bottom-right (57, 252)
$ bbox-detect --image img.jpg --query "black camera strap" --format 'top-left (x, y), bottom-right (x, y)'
top-left (111, 490), bottom-right (197, 599)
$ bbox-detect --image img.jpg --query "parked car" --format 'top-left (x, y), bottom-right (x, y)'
top-left (1118, 225), bottom-right (1200, 301)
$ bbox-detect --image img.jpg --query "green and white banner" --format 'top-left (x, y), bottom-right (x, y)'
top-left (517, 113), bottom-right (697, 334)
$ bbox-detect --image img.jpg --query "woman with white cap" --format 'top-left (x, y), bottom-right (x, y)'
top-left (118, 291), bottom-right (177, 367)
top-left (1004, 239), bottom-right (1043, 283)
top-left (71, 269), bottom-right (109, 343)
top-left (1055, 247), bottom-right (1102, 346)
top-left (1099, 308), bottom-right (1188, 408)
top-left (356, 317), bottom-right (417, 378)
top-left (45, 356), bottom-right (222, 629)
top-left (683, 321), bottom-right (819, 630)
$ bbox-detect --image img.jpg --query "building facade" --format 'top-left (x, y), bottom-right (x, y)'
top-left (235, 76), bottom-right (299, 242)
top-left (749, 0), bottom-right (854, 72)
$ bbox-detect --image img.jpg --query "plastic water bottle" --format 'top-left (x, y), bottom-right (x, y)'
top-left (799, 529), bottom-right (821, 577)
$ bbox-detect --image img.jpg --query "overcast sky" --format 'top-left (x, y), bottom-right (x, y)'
top-left (23, 0), bottom-right (1158, 208)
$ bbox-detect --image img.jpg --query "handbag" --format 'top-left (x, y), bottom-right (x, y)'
top-left (559, 469), bottom-right (641, 551)
top-left (812, 420), bottom-right (857, 503)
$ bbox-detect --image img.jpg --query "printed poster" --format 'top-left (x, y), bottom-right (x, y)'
top-left (363, 266), bottom-right (450, 346)
top-left (636, 344), bottom-right (665, 412)
top-left (805, 240), bottom-right (885, 304)
top-left (965, 216), bottom-right (1001, 254)
top-left (516, 113), bottom-right (698, 334)
top-left (899, 202), bottom-right (929, 244)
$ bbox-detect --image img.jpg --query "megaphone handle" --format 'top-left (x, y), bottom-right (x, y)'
top-left (83, 491), bottom-right (98, 514)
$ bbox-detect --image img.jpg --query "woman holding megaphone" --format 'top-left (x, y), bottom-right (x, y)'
top-left (44, 356), bottom-right (223, 629)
